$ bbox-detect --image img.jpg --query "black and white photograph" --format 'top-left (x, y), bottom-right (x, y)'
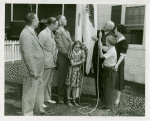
top-left (0, 0), bottom-right (149, 118)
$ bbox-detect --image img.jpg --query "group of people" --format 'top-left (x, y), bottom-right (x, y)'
top-left (92, 21), bottom-right (128, 110)
top-left (19, 12), bottom-right (128, 116)
top-left (19, 13), bottom-right (87, 116)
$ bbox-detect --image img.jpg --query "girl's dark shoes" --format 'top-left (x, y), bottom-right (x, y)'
top-left (66, 99), bottom-right (73, 106)
top-left (75, 98), bottom-right (80, 104)
top-left (101, 106), bottom-right (111, 110)
top-left (72, 99), bottom-right (80, 106)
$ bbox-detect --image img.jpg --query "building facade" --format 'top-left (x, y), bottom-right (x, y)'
top-left (97, 5), bottom-right (145, 84)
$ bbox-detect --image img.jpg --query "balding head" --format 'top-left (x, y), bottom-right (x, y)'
top-left (107, 21), bottom-right (115, 30)
top-left (56, 15), bottom-right (67, 26)
top-left (103, 21), bottom-right (115, 32)
top-left (25, 12), bottom-right (39, 29)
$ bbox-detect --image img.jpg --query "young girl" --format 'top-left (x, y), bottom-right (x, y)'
top-left (65, 41), bottom-right (86, 106)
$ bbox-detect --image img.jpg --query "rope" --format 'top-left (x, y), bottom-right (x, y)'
top-left (78, 36), bottom-right (100, 115)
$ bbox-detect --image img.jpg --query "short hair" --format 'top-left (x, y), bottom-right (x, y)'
top-left (107, 21), bottom-right (115, 30)
top-left (56, 15), bottom-right (63, 21)
top-left (47, 17), bottom-right (57, 25)
top-left (116, 24), bottom-right (126, 34)
top-left (72, 40), bottom-right (82, 50)
top-left (106, 35), bottom-right (117, 46)
top-left (25, 12), bottom-right (36, 25)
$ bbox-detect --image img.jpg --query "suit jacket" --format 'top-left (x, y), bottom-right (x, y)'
top-left (92, 30), bottom-right (115, 63)
top-left (55, 27), bottom-right (73, 63)
top-left (38, 27), bottom-right (57, 68)
top-left (19, 26), bottom-right (45, 77)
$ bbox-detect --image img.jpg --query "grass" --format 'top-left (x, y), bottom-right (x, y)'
top-left (4, 61), bottom-right (145, 116)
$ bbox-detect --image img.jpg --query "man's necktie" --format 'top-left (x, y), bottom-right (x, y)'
top-left (34, 30), bottom-right (38, 38)
top-left (51, 32), bottom-right (55, 39)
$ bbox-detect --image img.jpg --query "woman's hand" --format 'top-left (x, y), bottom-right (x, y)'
top-left (33, 73), bottom-right (40, 80)
top-left (92, 36), bottom-right (98, 42)
top-left (102, 46), bottom-right (109, 52)
top-left (113, 64), bottom-right (118, 71)
top-left (99, 31), bottom-right (102, 38)
top-left (82, 59), bottom-right (85, 62)
top-left (82, 44), bottom-right (88, 51)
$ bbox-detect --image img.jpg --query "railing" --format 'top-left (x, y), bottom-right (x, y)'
top-left (4, 40), bottom-right (21, 63)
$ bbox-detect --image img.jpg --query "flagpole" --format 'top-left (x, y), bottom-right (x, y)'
top-left (78, 4), bottom-right (101, 115)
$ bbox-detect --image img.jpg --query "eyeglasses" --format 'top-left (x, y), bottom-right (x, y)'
top-left (74, 47), bottom-right (80, 49)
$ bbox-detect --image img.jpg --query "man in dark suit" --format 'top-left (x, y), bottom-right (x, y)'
top-left (92, 21), bottom-right (115, 99)
top-left (55, 15), bottom-right (73, 104)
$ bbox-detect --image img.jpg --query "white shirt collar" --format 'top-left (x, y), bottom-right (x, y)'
top-left (47, 27), bottom-right (55, 38)
top-left (60, 27), bottom-right (65, 31)
top-left (108, 46), bottom-right (115, 51)
top-left (104, 31), bottom-right (109, 35)
top-left (46, 27), bottom-right (52, 35)
top-left (117, 36), bottom-right (125, 43)
top-left (26, 26), bottom-right (34, 32)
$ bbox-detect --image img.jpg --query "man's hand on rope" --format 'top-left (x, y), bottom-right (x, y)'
top-left (92, 36), bottom-right (98, 42)
top-left (98, 38), bottom-right (102, 49)
top-left (98, 31), bottom-right (102, 38)
top-left (102, 46), bottom-right (109, 52)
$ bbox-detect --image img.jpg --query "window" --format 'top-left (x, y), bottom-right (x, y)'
top-left (125, 5), bottom-right (145, 45)
top-left (38, 4), bottom-right (62, 21)
top-left (13, 4), bottom-right (36, 21)
top-left (111, 5), bottom-right (122, 26)
top-left (125, 6), bottom-right (145, 25)
top-left (5, 4), bottom-right (11, 27)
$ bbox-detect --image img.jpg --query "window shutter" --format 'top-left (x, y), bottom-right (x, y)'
top-left (111, 5), bottom-right (122, 27)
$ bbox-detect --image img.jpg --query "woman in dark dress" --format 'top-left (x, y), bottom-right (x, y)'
top-left (114, 24), bottom-right (128, 107)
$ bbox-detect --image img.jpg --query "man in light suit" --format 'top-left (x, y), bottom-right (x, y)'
top-left (38, 17), bottom-right (58, 107)
top-left (19, 13), bottom-right (48, 116)
top-left (55, 15), bottom-right (73, 104)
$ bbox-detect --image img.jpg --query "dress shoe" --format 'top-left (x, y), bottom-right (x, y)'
top-left (66, 99), bottom-right (73, 106)
top-left (99, 105), bottom-right (105, 109)
top-left (40, 110), bottom-right (50, 115)
top-left (113, 102), bottom-right (120, 108)
top-left (58, 99), bottom-right (64, 104)
top-left (101, 106), bottom-right (111, 110)
top-left (43, 104), bottom-right (47, 108)
top-left (72, 99), bottom-right (80, 106)
top-left (75, 97), bottom-right (80, 104)
top-left (46, 100), bottom-right (56, 104)
top-left (34, 110), bottom-right (50, 115)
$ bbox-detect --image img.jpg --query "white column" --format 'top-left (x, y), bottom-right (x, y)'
top-left (11, 3), bottom-right (13, 21)
top-left (36, 4), bottom-right (38, 16)
top-left (121, 5), bottom-right (126, 24)
top-left (75, 4), bottom-right (82, 41)
top-left (62, 4), bottom-right (64, 15)
top-left (142, 7), bottom-right (146, 46)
